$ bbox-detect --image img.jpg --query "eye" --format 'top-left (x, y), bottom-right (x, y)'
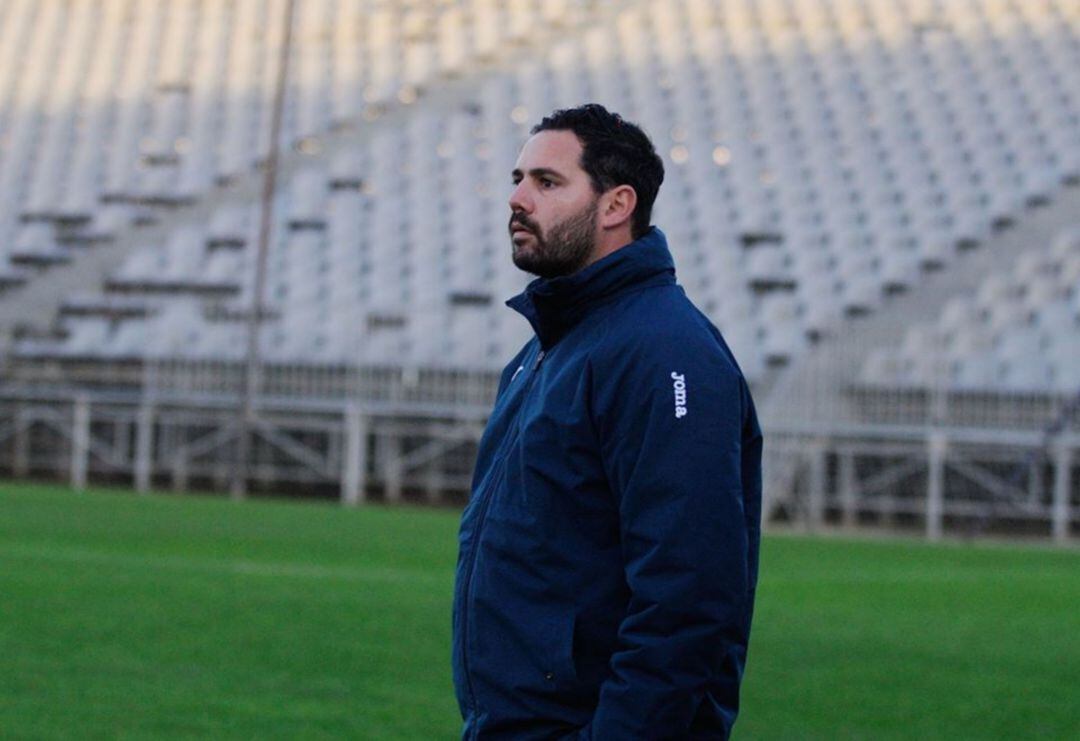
top-left (540, 178), bottom-right (555, 188)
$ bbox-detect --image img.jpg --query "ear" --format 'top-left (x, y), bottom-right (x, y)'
top-left (598, 185), bottom-right (637, 231)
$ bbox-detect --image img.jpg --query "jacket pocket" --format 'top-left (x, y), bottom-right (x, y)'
top-left (537, 611), bottom-right (579, 685)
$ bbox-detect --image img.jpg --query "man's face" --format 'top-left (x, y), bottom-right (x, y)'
top-left (508, 130), bottom-right (600, 279)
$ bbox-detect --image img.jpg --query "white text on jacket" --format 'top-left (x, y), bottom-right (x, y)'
top-left (671, 372), bottom-right (688, 418)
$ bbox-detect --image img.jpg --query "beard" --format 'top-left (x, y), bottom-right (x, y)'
top-left (509, 196), bottom-right (599, 279)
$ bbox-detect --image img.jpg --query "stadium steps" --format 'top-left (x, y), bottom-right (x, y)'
top-left (759, 178), bottom-right (1080, 435)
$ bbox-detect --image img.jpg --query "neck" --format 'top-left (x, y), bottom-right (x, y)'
top-left (580, 226), bottom-right (635, 272)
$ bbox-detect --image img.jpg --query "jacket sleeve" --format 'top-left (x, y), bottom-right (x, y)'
top-left (576, 324), bottom-right (757, 739)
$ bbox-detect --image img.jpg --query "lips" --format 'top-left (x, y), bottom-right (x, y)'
top-left (510, 218), bottom-right (535, 239)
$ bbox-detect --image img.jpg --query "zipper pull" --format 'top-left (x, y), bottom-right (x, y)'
top-left (533, 349), bottom-right (546, 370)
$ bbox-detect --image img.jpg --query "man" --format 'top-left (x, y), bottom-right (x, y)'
top-left (451, 104), bottom-right (763, 740)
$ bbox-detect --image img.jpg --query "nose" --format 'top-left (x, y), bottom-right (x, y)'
top-left (508, 181), bottom-right (532, 215)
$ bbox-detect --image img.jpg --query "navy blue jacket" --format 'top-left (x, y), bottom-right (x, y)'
top-left (452, 227), bottom-right (763, 740)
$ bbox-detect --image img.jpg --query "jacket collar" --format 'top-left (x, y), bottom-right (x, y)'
top-left (506, 226), bottom-right (676, 349)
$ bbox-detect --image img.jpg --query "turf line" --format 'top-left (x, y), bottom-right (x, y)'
top-left (0, 541), bottom-right (449, 586)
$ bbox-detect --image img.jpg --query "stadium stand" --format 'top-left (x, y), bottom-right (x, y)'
top-left (0, 0), bottom-right (1076, 538)
top-left (1, 0), bottom-right (1076, 372)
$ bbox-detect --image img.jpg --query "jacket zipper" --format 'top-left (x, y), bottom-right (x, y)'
top-left (460, 347), bottom-right (546, 723)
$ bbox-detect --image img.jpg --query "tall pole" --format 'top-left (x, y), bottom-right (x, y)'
top-left (232, 0), bottom-right (297, 499)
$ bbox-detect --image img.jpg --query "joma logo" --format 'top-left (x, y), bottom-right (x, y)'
top-left (671, 371), bottom-right (687, 418)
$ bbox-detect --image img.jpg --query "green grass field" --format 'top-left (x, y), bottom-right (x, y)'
top-left (1, 482), bottom-right (1077, 740)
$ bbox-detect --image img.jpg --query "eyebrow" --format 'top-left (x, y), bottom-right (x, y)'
top-left (511, 167), bottom-right (566, 181)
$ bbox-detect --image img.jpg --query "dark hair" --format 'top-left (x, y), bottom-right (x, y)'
top-left (531, 104), bottom-right (664, 240)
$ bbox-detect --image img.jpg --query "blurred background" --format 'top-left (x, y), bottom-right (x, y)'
top-left (0, 0), bottom-right (1077, 738)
